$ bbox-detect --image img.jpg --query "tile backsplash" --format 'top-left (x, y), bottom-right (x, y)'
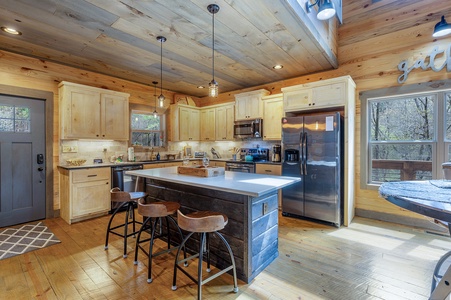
top-left (60, 139), bottom-right (279, 165)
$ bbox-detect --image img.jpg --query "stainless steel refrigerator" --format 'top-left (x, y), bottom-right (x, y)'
top-left (281, 112), bottom-right (343, 227)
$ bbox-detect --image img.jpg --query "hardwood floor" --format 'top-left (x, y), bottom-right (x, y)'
top-left (1, 212), bottom-right (450, 300)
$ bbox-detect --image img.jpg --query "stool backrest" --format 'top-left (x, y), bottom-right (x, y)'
top-left (177, 210), bottom-right (225, 233)
top-left (110, 187), bottom-right (132, 203)
top-left (137, 198), bottom-right (170, 217)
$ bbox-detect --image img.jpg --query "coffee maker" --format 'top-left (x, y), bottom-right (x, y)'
top-left (272, 144), bottom-right (281, 162)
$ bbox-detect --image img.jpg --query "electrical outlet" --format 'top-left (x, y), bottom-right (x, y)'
top-left (263, 202), bottom-right (268, 215)
top-left (62, 146), bottom-right (71, 153)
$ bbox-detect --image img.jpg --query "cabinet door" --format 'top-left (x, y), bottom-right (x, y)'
top-left (189, 109), bottom-right (200, 140)
top-left (72, 179), bottom-right (110, 218)
top-left (283, 88), bottom-right (312, 112)
top-left (215, 104), bottom-right (234, 140)
top-left (235, 96), bottom-right (248, 120)
top-left (263, 97), bottom-right (283, 140)
top-left (62, 87), bottom-right (101, 139)
top-left (200, 108), bottom-right (215, 141)
top-left (312, 82), bottom-right (345, 108)
top-left (102, 94), bottom-right (129, 140)
top-left (247, 95), bottom-right (263, 119)
top-left (144, 163), bottom-right (166, 169)
top-left (179, 106), bottom-right (191, 141)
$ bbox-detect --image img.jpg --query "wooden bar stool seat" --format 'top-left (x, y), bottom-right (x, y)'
top-left (172, 210), bottom-right (238, 300)
top-left (134, 198), bottom-right (186, 283)
top-left (105, 187), bottom-right (146, 258)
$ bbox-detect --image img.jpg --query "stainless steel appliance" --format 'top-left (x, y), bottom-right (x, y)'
top-left (225, 147), bottom-right (268, 173)
top-left (225, 162), bottom-right (255, 173)
top-left (281, 112), bottom-right (343, 227)
top-left (111, 164), bottom-right (144, 212)
top-left (234, 118), bottom-right (263, 138)
top-left (272, 144), bottom-right (281, 162)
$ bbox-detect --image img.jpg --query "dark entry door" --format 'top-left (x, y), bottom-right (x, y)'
top-left (0, 95), bottom-right (46, 227)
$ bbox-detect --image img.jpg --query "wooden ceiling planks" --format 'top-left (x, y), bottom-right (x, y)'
top-left (0, 0), bottom-right (339, 97)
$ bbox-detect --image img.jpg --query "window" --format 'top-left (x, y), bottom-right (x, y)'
top-left (131, 110), bottom-right (165, 148)
top-left (0, 104), bottom-right (30, 132)
top-left (361, 81), bottom-right (451, 189)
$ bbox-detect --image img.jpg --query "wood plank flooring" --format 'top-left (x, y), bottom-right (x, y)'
top-left (1, 212), bottom-right (449, 299)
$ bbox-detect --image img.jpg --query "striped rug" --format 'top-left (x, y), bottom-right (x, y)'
top-left (0, 221), bottom-right (60, 260)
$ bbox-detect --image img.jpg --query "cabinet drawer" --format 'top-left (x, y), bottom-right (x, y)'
top-left (72, 167), bottom-right (110, 183)
top-left (255, 164), bottom-right (281, 175)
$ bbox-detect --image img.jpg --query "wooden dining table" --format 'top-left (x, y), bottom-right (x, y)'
top-left (379, 180), bottom-right (451, 300)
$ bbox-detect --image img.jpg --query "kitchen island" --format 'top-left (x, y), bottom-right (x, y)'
top-left (126, 167), bottom-right (300, 283)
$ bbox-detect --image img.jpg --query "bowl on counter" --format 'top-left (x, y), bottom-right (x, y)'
top-left (66, 159), bottom-right (87, 166)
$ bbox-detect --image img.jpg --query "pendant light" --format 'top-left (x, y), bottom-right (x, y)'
top-left (207, 4), bottom-right (219, 98)
top-left (433, 16), bottom-right (451, 38)
top-left (306, 0), bottom-right (336, 21)
top-left (152, 81), bottom-right (158, 118)
top-left (156, 36), bottom-right (166, 107)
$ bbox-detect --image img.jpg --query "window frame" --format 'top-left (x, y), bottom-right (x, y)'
top-left (360, 80), bottom-right (451, 190)
top-left (129, 109), bottom-right (167, 149)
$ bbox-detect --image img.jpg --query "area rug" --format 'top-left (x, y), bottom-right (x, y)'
top-left (0, 221), bottom-right (60, 260)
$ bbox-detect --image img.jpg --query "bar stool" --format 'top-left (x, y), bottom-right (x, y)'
top-left (172, 210), bottom-right (238, 300)
top-left (134, 198), bottom-right (186, 283)
top-left (105, 187), bottom-right (147, 258)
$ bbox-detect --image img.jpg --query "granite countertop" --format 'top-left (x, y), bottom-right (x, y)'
top-left (58, 158), bottom-right (281, 170)
top-left (126, 166), bottom-right (299, 197)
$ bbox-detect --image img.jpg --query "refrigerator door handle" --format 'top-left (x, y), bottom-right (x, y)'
top-left (303, 132), bottom-right (308, 175)
top-left (300, 132), bottom-right (304, 176)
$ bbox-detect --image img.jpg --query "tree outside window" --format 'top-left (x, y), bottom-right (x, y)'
top-left (131, 111), bottom-right (164, 147)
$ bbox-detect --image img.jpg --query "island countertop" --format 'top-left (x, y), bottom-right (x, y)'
top-left (126, 166), bottom-right (300, 197)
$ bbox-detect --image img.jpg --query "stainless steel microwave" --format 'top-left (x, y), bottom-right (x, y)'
top-left (234, 119), bottom-right (263, 138)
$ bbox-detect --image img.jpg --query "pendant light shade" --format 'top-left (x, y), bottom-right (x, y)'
top-left (207, 4), bottom-right (219, 98)
top-left (152, 81), bottom-right (158, 118)
top-left (433, 16), bottom-right (451, 38)
top-left (156, 36), bottom-right (166, 107)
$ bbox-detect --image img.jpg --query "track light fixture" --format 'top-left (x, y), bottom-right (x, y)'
top-left (433, 16), bottom-right (451, 38)
top-left (156, 36), bottom-right (166, 107)
top-left (306, 0), bottom-right (336, 21)
top-left (207, 4), bottom-right (219, 98)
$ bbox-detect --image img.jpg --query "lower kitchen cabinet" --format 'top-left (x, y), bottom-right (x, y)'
top-left (59, 167), bottom-right (111, 224)
top-left (143, 162), bottom-right (182, 169)
top-left (210, 161), bottom-right (226, 167)
top-left (255, 163), bottom-right (282, 209)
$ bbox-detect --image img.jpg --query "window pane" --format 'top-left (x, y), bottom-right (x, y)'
top-left (370, 144), bottom-right (432, 182)
top-left (15, 120), bottom-right (30, 132)
top-left (131, 131), bottom-right (163, 147)
top-left (445, 93), bottom-right (451, 140)
top-left (369, 96), bottom-right (435, 141)
top-left (0, 119), bottom-right (14, 131)
top-left (131, 113), bottom-right (160, 130)
top-left (0, 105), bottom-right (14, 118)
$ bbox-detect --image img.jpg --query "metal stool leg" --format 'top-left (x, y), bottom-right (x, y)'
top-left (105, 202), bottom-right (128, 250)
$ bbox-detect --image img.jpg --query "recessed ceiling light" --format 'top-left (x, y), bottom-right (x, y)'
top-left (197, 85), bottom-right (205, 89)
top-left (273, 64), bottom-right (283, 70)
top-left (1, 27), bottom-right (22, 35)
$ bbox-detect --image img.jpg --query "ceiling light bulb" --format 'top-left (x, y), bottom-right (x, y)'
top-left (273, 64), bottom-right (283, 70)
top-left (209, 79), bottom-right (218, 98)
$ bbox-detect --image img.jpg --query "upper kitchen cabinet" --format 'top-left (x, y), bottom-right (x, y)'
top-left (282, 76), bottom-right (351, 112)
top-left (234, 89), bottom-right (270, 121)
top-left (262, 94), bottom-right (284, 140)
top-left (169, 104), bottom-right (200, 142)
top-left (200, 107), bottom-right (216, 141)
top-left (215, 103), bottom-right (235, 141)
top-left (59, 81), bottom-right (129, 140)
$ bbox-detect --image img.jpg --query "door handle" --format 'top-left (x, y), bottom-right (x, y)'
top-left (38, 167), bottom-right (44, 172)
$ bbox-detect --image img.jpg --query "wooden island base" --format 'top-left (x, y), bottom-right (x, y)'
top-left (145, 178), bottom-right (279, 283)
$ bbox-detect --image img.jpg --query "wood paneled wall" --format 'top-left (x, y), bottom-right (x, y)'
top-left (1, 0), bottom-right (451, 226)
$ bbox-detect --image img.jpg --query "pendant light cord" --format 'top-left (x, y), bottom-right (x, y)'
top-left (212, 10), bottom-right (215, 81)
top-left (160, 41), bottom-right (163, 95)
